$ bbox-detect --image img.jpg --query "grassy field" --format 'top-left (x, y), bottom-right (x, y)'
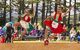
top-left (0, 41), bottom-right (80, 50)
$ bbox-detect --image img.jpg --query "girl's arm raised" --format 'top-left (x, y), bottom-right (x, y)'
top-left (62, 6), bottom-right (74, 17)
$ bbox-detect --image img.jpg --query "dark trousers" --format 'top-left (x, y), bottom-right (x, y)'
top-left (6, 33), bottom-right (12, 43)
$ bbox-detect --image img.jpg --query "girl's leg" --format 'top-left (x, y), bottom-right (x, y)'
top-left (8, 34), bottom-right (11, 43)
top-left (70, 37), bottom-right (73, 42)
top-left (6, 34), bottom-right (9, 43)
top-left (44, 29), bottom-right (49, 45)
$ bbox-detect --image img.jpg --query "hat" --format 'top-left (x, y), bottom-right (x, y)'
top-left (5, 23), bottom-right (10, 27)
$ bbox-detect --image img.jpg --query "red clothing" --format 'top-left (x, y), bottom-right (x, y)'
top-left (23, 14), bottom-right (30, 22)
top-left (44, 12), bottom-right (65, 34)
top-left (13, 33), bottom-right (18, 38)
top-left (0, 37), bottom-right (5, 43)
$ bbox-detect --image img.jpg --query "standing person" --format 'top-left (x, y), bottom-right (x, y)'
top-left (6, 23), bottom-right (14, 43)
top-left (44, 6), bottom-right (73, 41)
top-left (70, 27), bottom-right (77, 42)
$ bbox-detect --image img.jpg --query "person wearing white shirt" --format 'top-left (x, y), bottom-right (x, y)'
top-left (70, 27), bottom-right (77, 41)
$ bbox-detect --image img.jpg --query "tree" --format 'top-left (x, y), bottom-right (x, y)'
top-left (3, 0), bottom-right (6, 25)
top-left (46, 0), bottom-right (52, 17)
top-left (10, 0), bottom-right (12, 21)
top-left (34, 1), bottom-right (38, 25)
top-left (67, 0), bottom-right (71, 30)
top-left (63, 0), bottom-right (66, 25)
top-left (46, 0), bottom-right (49, 18)
top-left (55, 0), bottom-right (61, 11)
top-left (74, 0), bottom-right (77, 29)
top-left (42, 0), bottom-right (45, 28)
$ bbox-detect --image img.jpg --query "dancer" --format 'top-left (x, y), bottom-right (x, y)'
top-left (20, 9), bottom-right (30, 30)
top-left (44, 6), bottom-right (73, 42)
top-left (20, 9), bottom-right (34, 40)
top-left (5, 23), bottom-right (14, 43)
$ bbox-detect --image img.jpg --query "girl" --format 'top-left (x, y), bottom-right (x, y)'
top-left (44, 6), bottom-right (73, 41)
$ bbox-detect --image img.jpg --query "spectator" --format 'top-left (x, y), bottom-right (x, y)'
top-left (77, 31), bottom-right (80, 43)
top-left (61, 32), bottom-right (66, 40)
top-left (37, 28), bottom-right (45, 40)
top-left (0, 26), bottom-right (5, 43)
top-left (70, 27), bottom-right (77, 42)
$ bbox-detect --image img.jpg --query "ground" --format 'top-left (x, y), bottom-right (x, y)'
top-left (0, 41), bottom-right (80, 50)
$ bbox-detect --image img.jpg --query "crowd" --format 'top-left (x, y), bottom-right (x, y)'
top-left (0, 22), bottom-right (80, 43)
